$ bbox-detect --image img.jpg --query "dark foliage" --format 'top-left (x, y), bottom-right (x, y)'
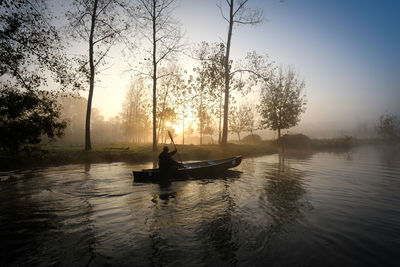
top-left (279, 134), bottom-right (311, 150)
top-left (0, 0), bottom-right (83, 91)
top-left (0, 0), bottom-right (80, 152)
top-left (0, 89), bottom-right (67, 152)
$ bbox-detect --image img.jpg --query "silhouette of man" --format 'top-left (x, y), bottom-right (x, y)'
top-left (158, 146), bottom-right (182, 170)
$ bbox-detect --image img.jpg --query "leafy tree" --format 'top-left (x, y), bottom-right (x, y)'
top-left (229, 104), bottom-right (254, 141)
top-left (0, 0), bottom-right (80, 151)
top-left (67, 0), bottom-right (129, 150)
top-left (190, 42), bottom-right (228, 145)
top-left (258, 67), bottom-right (307, 139)
top-left (0, 89), bottom-right (67, 152)
top-left (377, 113), bottom-right (400, 142)
top-left (218, 0), bottom-right (263, 145)
top-left (197, 42), bottom-right (226, 143)
top-left (133, 0), bottom-right (183, 152)
top-left (0, 0), bottom-right (82, 91)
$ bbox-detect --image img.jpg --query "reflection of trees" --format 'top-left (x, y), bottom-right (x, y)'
top-left (147, 183), bottom-right (178, 266)
top-left (262, 154), bottom-right (311, 233)
top-left (147, 176), bottom-right (242, 265)
top-left (196, 181), bottom-right (239, 265)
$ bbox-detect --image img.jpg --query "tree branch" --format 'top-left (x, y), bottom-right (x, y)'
top-left (217, 4), bottom-right (229, 23)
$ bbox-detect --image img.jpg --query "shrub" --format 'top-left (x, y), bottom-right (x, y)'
top-left (279, 134), bottom-right (311, 150)
top-left (242, 134), bottom-right (263, 144)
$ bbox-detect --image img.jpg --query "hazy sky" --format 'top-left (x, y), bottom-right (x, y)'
top-left (88, 0), bottom-right (399, 129)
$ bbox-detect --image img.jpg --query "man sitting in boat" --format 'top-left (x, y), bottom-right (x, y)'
top-left (159, 146), bottom-right (183, 170)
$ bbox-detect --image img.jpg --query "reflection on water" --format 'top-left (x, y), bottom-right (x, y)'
top-left (0, 145), bottom-right (400, 266)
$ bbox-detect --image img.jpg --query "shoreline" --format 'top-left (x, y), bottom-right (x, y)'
top-left (0, 143), bottom-right (279, 172)
top-left (0, 137), bottom-right (378, 172)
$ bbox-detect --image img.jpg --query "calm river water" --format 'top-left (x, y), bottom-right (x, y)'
top-left (1, 145), bottom-right (400, 266)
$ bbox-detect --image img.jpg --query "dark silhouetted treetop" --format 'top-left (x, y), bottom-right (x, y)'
top-left (0, 0), bottom-right (83, 92)
top-left (0, 88), bottom-right (67, 152)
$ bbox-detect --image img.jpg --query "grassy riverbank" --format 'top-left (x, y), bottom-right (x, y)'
top-left (0, 136), bottom-right (368, 171)
top-left (0, 142), bottom-right (278, 171)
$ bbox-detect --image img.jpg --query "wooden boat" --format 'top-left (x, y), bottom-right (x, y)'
top-left (133, 155), bottom-right (242, 182)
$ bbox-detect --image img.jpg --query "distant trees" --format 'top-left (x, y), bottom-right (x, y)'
top-left (189, 42), bottom-right (230, 144)
top-left (377, 113), bottom-right (400, 143)
top-left (157, 107), bottom-right (176, 143)
top-left (229, 104), bottom-right (255, 141)
top-left (121, 76), bottom-right (151, 143)
top-left (67, 0), bottom-right (129, 150)
top-left (258, 67), bottom-right (307, 139)
top-left (155, 65), bottom-right (186, 142)
top-left (134, 0), bottom-right (183, 152)
top-left (218, 0), bottom-right (263, 145)
top-left (58, 96), bottom-right (86, 143)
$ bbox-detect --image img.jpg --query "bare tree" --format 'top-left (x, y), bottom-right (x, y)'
top-left (67, 0), bottom-right (129, 150)
top-left (218, 0), bottom-right (263, 146)
top-left (258, 67), bottom-right (307, 139)
top-left (133, 0), bottom-right (183, 152)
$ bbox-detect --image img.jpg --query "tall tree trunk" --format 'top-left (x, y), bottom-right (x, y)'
top-left (85, 0), bottom-right (99, 151)
top-left (218, 87), bottom-right (222, 144)
top-left (135, 96), bottom-right (139, 143)
top-left (152, 1), bottom-right (157, 152)
top-left (156, 85), bottom-right (169, 143)
top-left (221, 0), bottom-right (234, 146)
top-left (199, 85), bottom-right (204, 145)
top-left (182, 116), bottom-right (185, 145)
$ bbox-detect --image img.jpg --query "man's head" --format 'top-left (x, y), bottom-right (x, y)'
top-left (163, 146), bottom-right (169, 152)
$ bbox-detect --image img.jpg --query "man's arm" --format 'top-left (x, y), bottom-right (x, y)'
top-left (168, 149), bottom-right (177, 156)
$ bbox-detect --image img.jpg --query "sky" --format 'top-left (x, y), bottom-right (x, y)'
top-left (84, 0), bottom-right (400, 135)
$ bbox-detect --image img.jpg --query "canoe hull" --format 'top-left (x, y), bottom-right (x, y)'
top-left (133, 156), bottom-right (242, 182)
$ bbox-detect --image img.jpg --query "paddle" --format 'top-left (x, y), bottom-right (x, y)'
top-left (167, 130), bottom-right (183, 165)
